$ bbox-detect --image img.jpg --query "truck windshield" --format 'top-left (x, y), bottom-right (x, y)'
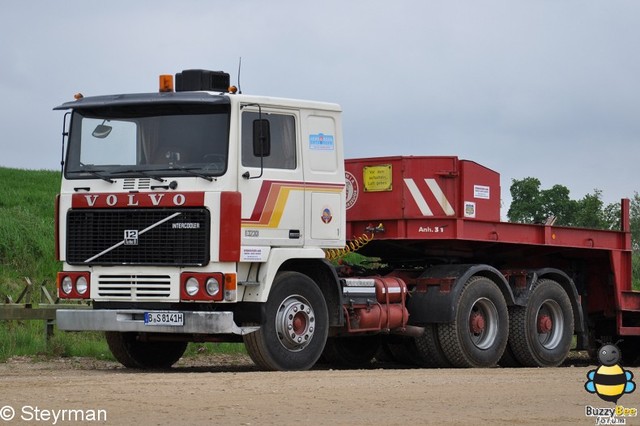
top-left (65, 104), bottom-right (230, 179)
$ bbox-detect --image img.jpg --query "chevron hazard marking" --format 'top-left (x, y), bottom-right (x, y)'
top-left (404, 178), bottom-right (433, 216)
top-left (403, 178), bottom-right (456, 217)
top-left (425, 178), bottom-right (455, 216)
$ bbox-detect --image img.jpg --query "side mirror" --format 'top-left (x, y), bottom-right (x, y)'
top-left (253, 119), bottom-right (270, 157)
top-left (92, 124), bottom-right (113, 139)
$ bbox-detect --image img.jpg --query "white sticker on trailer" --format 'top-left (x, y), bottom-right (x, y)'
top-left (474, 185), bottom-right (490, 199)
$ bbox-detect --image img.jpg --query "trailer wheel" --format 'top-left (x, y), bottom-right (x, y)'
top-left (507, 279), bottom-right (573, 367)
top-left (437, 276), bottom-right (508, 368)
top-left (414, 324), bottom-right (452, 368)
top-left (243, 271), bottom-right (329, 371)
top-left (105, 332), bottom-right (187, 369)
top-left (321, 335), bottom-right (381, 368)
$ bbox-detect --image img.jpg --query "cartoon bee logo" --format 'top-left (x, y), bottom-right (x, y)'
top-left (585, 342), bottom-right (636, 403)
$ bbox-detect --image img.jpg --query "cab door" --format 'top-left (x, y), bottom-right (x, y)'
top-left (238, 107), bottom-right (304, 247)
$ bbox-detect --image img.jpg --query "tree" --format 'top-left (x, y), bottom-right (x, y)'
top-left (507, 178), bottom-right (579, 226)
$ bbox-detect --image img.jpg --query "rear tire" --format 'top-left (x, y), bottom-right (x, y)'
top-left (322, 335), bottom-right (381, 368)
top-left (507, 279), bottom-right (574, 367)
top-left (414, 324), bottom-right (452, 368)
top-left (105, 332), bottom-right (187, 369)
top-left (243, 271), bottom-right (329, 371)
top-left (437, 276), bottom-right (508, 368)
top-left (384, 336), bottom-right (421, 366)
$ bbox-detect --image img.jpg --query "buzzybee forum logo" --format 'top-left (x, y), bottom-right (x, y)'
top-left (584, 341), bottom-right (638, 424)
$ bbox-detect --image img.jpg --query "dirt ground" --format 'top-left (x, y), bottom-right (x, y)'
top-left (0, 353), bottom-right (636, 425)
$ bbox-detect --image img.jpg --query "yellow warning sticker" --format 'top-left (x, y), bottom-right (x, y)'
top-left (363, 164), bottom-right (392, 192)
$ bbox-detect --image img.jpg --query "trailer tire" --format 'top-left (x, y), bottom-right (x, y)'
top-left (243, 271), bottom-right (329, 371)
top-left (414, 324), bottom-right (452, 368)
top-left (437, 276), bottom-right (509, 368)
top-left (105, 332), bottom-right (187, 369)
top-left (507, 279), bottom-right (573, 367)
top-left (321, 335), bottom-right (381, 368)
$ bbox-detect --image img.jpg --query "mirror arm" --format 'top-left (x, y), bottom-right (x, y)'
top-left (241, 103), bottom-right (266, 180)
top-left (60, 111), bottom-right (71, 175)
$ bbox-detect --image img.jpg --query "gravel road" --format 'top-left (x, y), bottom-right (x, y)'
top-left (0, 354), bottom-right (634, 425)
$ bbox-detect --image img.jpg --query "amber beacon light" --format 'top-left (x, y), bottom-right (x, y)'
top-left (159, 74), bottom-right (174, 92)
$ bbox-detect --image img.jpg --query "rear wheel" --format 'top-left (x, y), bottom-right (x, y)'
top-left (437, 276), bottom-right (509, 367)
top-left (243, 271), bottom-right (329, 371)
top-left (322, 335), bottom-right (381, 368)
top-left (507, 279), bottom-right (573, 367)
top-left (414, 324), bottom-right (452, 368)
top-left (105, 332), bottom-right (187, 369)
top-left (384, 336), bottom-right (422, 366)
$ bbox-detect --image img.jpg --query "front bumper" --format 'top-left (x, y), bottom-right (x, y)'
top-left (56, 309), bottom-right (258, 335)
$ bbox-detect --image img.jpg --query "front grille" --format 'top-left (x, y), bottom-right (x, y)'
top-left (97, 274), bottom-right (171, 300)
top-left (66, 208), bottom-right (210, 265)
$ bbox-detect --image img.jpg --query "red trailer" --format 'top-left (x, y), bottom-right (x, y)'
top-left (342, 156), bottom-right (636, 367)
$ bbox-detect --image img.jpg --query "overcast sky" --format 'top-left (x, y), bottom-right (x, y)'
top-left (1, 1), bottom-right (638, 214)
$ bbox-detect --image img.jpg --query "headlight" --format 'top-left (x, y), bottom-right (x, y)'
top-left (76, 276), bottom-right (88, 295)
top-left (205, 277), bottom-right (220, 296)
top-left (185, 277), bottom-right (200, 296)
top-left (61, 276), bottom-right (73, 294)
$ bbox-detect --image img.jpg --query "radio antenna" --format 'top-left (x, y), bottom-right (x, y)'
top-left (237, 57), bottom-right (242, 94)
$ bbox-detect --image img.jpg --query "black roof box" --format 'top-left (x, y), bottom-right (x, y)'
top-left (175, 69), bottom-right (230, 92)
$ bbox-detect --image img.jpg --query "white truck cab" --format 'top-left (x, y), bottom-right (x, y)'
top-left (55, 70), bottom-right (349, 370)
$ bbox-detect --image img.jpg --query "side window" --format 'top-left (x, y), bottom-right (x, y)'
top-left (242, 111), bottom-right (296, 169)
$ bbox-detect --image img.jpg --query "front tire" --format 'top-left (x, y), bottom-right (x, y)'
top-left (105, 332), bottom-right (187, 369)
top-left (437, 276), bottom-right (509, 367)
top-left (243, 271), bottom-right (329, 371)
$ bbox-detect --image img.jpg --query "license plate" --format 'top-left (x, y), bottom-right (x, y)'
top-left (144, 312), bottom-right (184, 326)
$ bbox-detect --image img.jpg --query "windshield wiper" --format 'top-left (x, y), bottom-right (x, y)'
top-left (110, 169), bottom-right (166, 182)
top-left (76, 168), bottom-right (114, 183)
top-left (155, 166), bottom-right (214, 182)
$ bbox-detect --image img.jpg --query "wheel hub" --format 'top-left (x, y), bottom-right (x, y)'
top-left (537, 314), bottom-right (553, 334)
top-left (275, 295), bottom-right (315, 352)
top-left (468, 297), bottom-right (499, 350)
top-left (536, 300), bottom-right (564, 349)
top-left (469, 312), bottom-right (486, 334)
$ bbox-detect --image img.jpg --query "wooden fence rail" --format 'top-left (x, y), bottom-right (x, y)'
top-left (0, 278), bottom-right (88, 344)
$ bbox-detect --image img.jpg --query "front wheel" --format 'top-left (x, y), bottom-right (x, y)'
top-left (437, 276), bottom-right (509, 368)
top-left (105, 332), bottom-right (187, 369)
top-left (243, 271), bottom-right (329, 371)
